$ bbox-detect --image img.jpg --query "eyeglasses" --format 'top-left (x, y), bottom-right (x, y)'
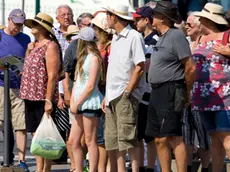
top-left (59, 13), bottom-right (73, 19)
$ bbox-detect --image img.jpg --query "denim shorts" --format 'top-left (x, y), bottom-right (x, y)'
top-left (78, 109), bottom-right (102, 117)
top-left (197, 110), bottom-right (230, 133)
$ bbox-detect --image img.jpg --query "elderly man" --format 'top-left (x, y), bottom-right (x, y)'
top-left (183, 14), bottom-right (211, 172)
top-left (0, 9), bottom-right (30, 171)
top-left (145, 1), bottom-right (196, 172)
top-left (76, 13), bottom-right (94, 29)
top-left (102, 2), bottom-right (146, 172)
top-left (54, 4), bottom-right (75, 169)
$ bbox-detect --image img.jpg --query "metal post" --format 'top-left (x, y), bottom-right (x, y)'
top-left (35, 0), bottom-right (40, 15)
top-left (3, 62), bottom-right (10, 167)
top-left (2, 0), bottom-right (5, 25)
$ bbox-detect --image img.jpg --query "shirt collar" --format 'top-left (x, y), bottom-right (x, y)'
top-left (114, 25), bottom-right (132, 40)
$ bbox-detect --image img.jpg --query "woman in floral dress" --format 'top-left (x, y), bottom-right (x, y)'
top-left (191, 3), bottom-right (230, 171)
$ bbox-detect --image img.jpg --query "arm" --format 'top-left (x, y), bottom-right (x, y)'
top-left (63, 72), bottom-right (71, 106)
top-left (71, 55), bottom-right (100, 113)
top-left (44, 42), bottom-right (60, 115)
top-left (181, 57), bottom-right (196, 104)
top-left (125, 62), bottom-right (145, 94)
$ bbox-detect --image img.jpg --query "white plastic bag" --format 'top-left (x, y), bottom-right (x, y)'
top-left (30, 113), bottom-right (66, 159)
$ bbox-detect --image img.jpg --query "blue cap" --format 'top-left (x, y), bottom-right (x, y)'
top-left (132, 6), bottom-right (153, 19)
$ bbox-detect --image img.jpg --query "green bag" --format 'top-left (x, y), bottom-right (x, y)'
top-left (30, 113), bottom-right (66, 159)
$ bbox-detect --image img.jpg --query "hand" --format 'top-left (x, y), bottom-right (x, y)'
top-left (185, 92), bottom-right (191, 107)
top-left (57, 95), bottom-right (65, 110)
top-left (101, 99), bottom-right (106, 113)
top-left (44, 101), bottom-right (53, 117)
top-left (27, 42), bottom-right (35, 51)
top-left (64, 91), bottom-right (71, 107)
top-left (70, 103), bottom-right (79, 115)
top-left (213, 44), bottom-right (230, 56)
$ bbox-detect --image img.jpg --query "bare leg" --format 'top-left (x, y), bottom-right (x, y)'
top-left (69, 115), bottom-right (84, 172)
top-left (15, 130), bottom-right (27, 162)
top-left (98, 145), bottom-right (108, 172)
top-left (128, 146), bottom-right (140, 172)
top-left (35, 156), bottom-right (44, 172)
top-left (147, 140), bottom-right (157, 169)
top-left (66, 135), bottom-right (75, 170)
top-left (222, 132), bottom-right (230, 158)
top-left (138, 140), bottom-right (145, 167)
top-left (107, 150), bottom-right (117, 172)
top-left (83, 116), bottom-right (99, 172)
top-left (198, 148), bottom-right (210, 168)
top-left (32, 133), bottom-right (44, 171)
top-left (43, 159), bottom-right (52, 172)
top-left (155, 137), bottom-right (172, 172)
top-left (210, 132), bottom-right (225, 172)
top-left (169, 136), bottom-right (187, 172)
top-left (117, 150), bottom-right (126, 172)
top-left (186, 145), bottom-right (193, 166)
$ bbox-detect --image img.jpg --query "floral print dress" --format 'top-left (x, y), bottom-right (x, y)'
top-left (191, 40), bottom-right (230, 111)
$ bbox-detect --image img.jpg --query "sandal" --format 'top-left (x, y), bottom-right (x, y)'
top-left (69, 168), bottom-right (76, 172)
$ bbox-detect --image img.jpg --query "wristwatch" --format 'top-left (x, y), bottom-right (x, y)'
top-left (124, 90), bottom-right (131, 98)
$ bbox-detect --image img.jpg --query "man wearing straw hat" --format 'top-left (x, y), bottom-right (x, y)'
top-left (0, 9), bottom-right (30, 171)
top-left (102, 2), bottom-right (146, 172)
top-left (145, 1), bottom-right (196, 172)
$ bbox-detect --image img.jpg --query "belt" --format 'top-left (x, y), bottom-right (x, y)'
top-left (151, 80), bottom-right (185, 89)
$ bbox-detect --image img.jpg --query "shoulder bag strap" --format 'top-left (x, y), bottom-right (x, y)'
top-left (222, 30), bottom-right (230, 45)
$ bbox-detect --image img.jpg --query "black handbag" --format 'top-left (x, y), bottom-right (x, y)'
top-left (53, 106), bottom-right (71, 132)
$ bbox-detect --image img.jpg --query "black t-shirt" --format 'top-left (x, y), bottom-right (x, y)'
top-left (64, 39), bottom-right (78, 81)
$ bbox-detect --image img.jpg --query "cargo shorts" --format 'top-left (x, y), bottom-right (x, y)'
top-left (104, 93), bottom-right (139, 151)
top-left (0, 87), bottom-right (26, 131)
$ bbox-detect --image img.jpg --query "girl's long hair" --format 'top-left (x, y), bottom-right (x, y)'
top-left (75, 39), bottom-right (103, 81)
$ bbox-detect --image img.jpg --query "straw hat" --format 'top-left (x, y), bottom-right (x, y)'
top-left (91, 11), bottom-right (114, 34)
top-left (102, 2), bottom-right (133, 21)
top-left (24, 12), bottom-right (55, 36)
top-left (63, 25), bottom-right (79, 38)
top-left (193, 3), bottom-right (228, 25)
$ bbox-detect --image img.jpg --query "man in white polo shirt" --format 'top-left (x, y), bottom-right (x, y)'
top-left (102, 2), bottom-right (146, 172)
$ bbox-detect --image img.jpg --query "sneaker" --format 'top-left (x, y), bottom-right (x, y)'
top-left (18, 161), bottom-right (30, 172)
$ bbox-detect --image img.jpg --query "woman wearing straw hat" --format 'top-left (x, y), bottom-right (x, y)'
top-left (91, 10), bottom-right (114, 172)
top-left (20, 12), bottom-right (63, 172)
top-left (191, 3), bottom-right (230, 172)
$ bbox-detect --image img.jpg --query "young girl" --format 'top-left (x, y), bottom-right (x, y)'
top-left (69, 27), bottom-right (103, 172)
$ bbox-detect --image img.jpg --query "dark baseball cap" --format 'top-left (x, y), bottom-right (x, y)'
top-left (9, 9), bottom-right (26, 24)
top-left (132, 6), bottom-right (153, 19)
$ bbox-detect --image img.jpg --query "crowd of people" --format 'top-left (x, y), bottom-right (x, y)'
top-left (1, 0), bottom-right (230, 172)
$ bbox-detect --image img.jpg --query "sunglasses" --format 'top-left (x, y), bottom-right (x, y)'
top-left (185, 22), bottom-right (195, 28)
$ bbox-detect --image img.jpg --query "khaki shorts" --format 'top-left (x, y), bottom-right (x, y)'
top-left (104, 94), bottom-right (139, 151)
top-left (0, 87), bottom-right (26, 131)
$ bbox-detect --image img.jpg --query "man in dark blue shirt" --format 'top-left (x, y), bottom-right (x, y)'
top-left (0, 9), bottom-right (30, 172)
top-left (132, 6), bottom-right (159, 172)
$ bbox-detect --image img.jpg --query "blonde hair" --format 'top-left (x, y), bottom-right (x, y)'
top-left (94, 25), bottom-right (111, 45)
top-left (75, 39), bottom-right (103, 81)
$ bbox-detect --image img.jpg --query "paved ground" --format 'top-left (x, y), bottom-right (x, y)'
top-left (0, 133), bottom-right (70, 172)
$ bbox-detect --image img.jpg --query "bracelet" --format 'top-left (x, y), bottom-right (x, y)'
top-left (45, 99), bottom-right (52, 105)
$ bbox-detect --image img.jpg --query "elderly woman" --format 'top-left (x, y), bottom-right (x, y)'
top-left (192, 3), bottom-right (230, 172)
top-left (20, 12), bottom-right (62, 172)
